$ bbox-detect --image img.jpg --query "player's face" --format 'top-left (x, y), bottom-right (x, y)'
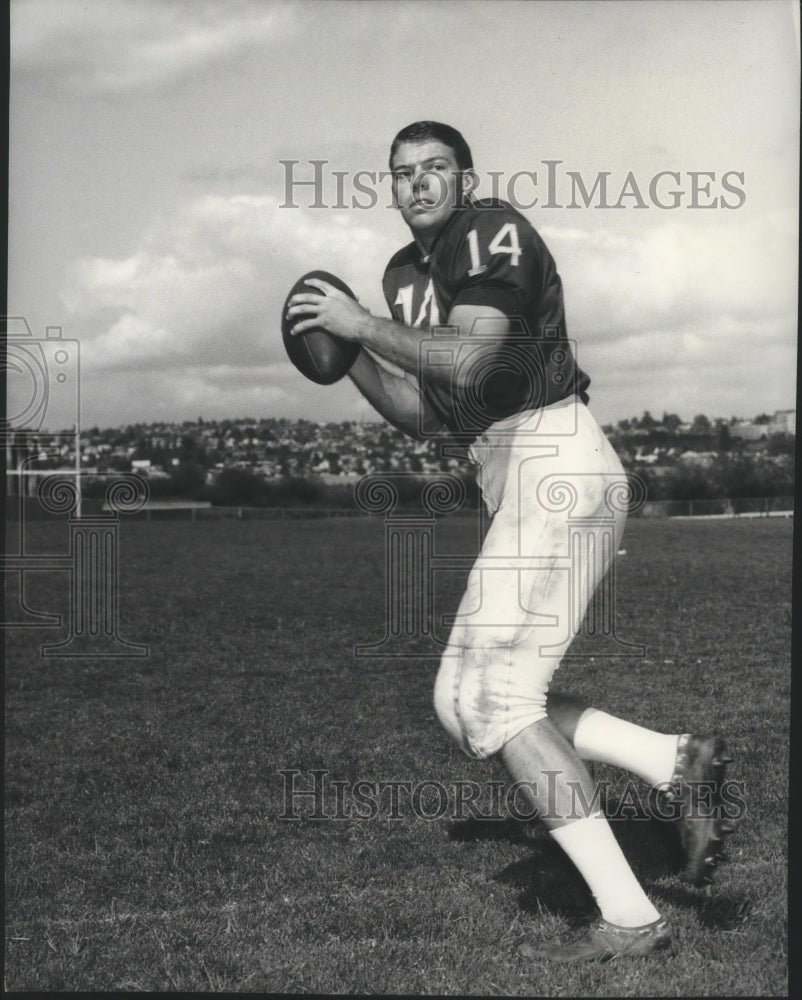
top-left (391, 140), bottom-right (471, 249)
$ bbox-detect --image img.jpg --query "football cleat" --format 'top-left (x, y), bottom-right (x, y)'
top-left (518, 917), bottom-right (673, 963)
top-left (668, 734), bottom-right (734, 886)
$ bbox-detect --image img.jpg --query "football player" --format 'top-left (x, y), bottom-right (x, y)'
top-left (286, 121), bottom-right (732, 962)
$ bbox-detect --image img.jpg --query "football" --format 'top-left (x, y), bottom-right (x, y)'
top-left (281, 270), bottom-right (361, 385)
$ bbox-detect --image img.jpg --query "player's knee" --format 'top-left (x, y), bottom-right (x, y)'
top-left (434, 643), bottom-right (549, 759)
top-left (459, 690), bottom-right (549, 759)
top-left (433, 648), bottom-right (495, 758)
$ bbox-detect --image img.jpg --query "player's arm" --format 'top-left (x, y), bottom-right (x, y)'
top-left (344, 305), bottom-right (511, 391)
top-left (286, 283), bottom-right (511, 390)
top-left (346, 347), bottom-right (440, 440)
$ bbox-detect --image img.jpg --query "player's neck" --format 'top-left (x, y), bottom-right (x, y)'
top-left (410, 214), bottom-right (454, 258)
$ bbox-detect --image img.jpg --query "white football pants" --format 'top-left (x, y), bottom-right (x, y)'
top-left (433, 397), bottom-right (629, 758)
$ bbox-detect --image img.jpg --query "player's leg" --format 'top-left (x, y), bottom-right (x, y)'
top-left (436, 636), bottom-right (667, 946)
top-left (545, 691), bottom-right (680, 789)
top-left (500, 718), bottom-right (662, 925)
top-left (435, 401), bottom-right (670, 959)
top-left (540, 690), bottom-right (733, 889)
top-left (512, 405), bottom-right (674, 956)
top-left (524, 401), bottom-right (734, 887)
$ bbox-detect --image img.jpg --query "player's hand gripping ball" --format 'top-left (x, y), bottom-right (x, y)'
top-left (282, 271), bottom-right (361, 385)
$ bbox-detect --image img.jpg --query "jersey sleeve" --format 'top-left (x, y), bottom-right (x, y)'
top-left (442, 204), bottom-right (544, 317)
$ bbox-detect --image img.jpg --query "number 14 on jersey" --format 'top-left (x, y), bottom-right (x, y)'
top-left (467, 222), bottom-right (522, 276)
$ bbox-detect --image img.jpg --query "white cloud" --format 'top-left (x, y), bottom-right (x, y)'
top-left (11, 0), bottom-right (297, 92)
top-left (61, 192), bottom-right (400, 422)
top-left (79, 364), bottom-right (297, 426)
top-left (537, 207), bottom-right (798, 423)
top-left (544, 209), bottom-right (797, 341)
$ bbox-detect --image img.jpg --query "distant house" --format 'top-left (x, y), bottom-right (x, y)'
top-left (730, 409), bottom-right (795, 442)
top-left (679, 450), bottom-right (717, 467)
top-left (730, 422), bottom-right (768, 442)
top-left (771, 409), bottom-right (796, 435)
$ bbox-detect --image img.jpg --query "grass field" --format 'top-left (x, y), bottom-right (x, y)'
top-left (4, 514), bottom-right (792, 994)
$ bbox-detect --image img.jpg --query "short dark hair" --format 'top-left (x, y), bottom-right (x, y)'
top-left (389, 121), bottom-right (473, 171)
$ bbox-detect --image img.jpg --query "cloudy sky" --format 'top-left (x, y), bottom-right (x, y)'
top-left (8, 0), bottom-right (799, 432)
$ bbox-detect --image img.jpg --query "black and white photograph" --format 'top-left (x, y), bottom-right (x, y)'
top-left (5, 0), bottom-right (797, 993)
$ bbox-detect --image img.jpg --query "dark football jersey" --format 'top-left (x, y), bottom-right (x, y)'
top-left (382, 198), bottom-right (590, 440)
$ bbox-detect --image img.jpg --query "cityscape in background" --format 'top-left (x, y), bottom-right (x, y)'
top-left (6, 407), bottom-right (795, 501)
top-left (7, 408), bottom-right (796, 479)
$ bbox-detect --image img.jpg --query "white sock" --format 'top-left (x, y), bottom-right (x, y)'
top-left (551, 813), bottom-right (661, 927)
top-left (572, 709), bottom-right (680, 787)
